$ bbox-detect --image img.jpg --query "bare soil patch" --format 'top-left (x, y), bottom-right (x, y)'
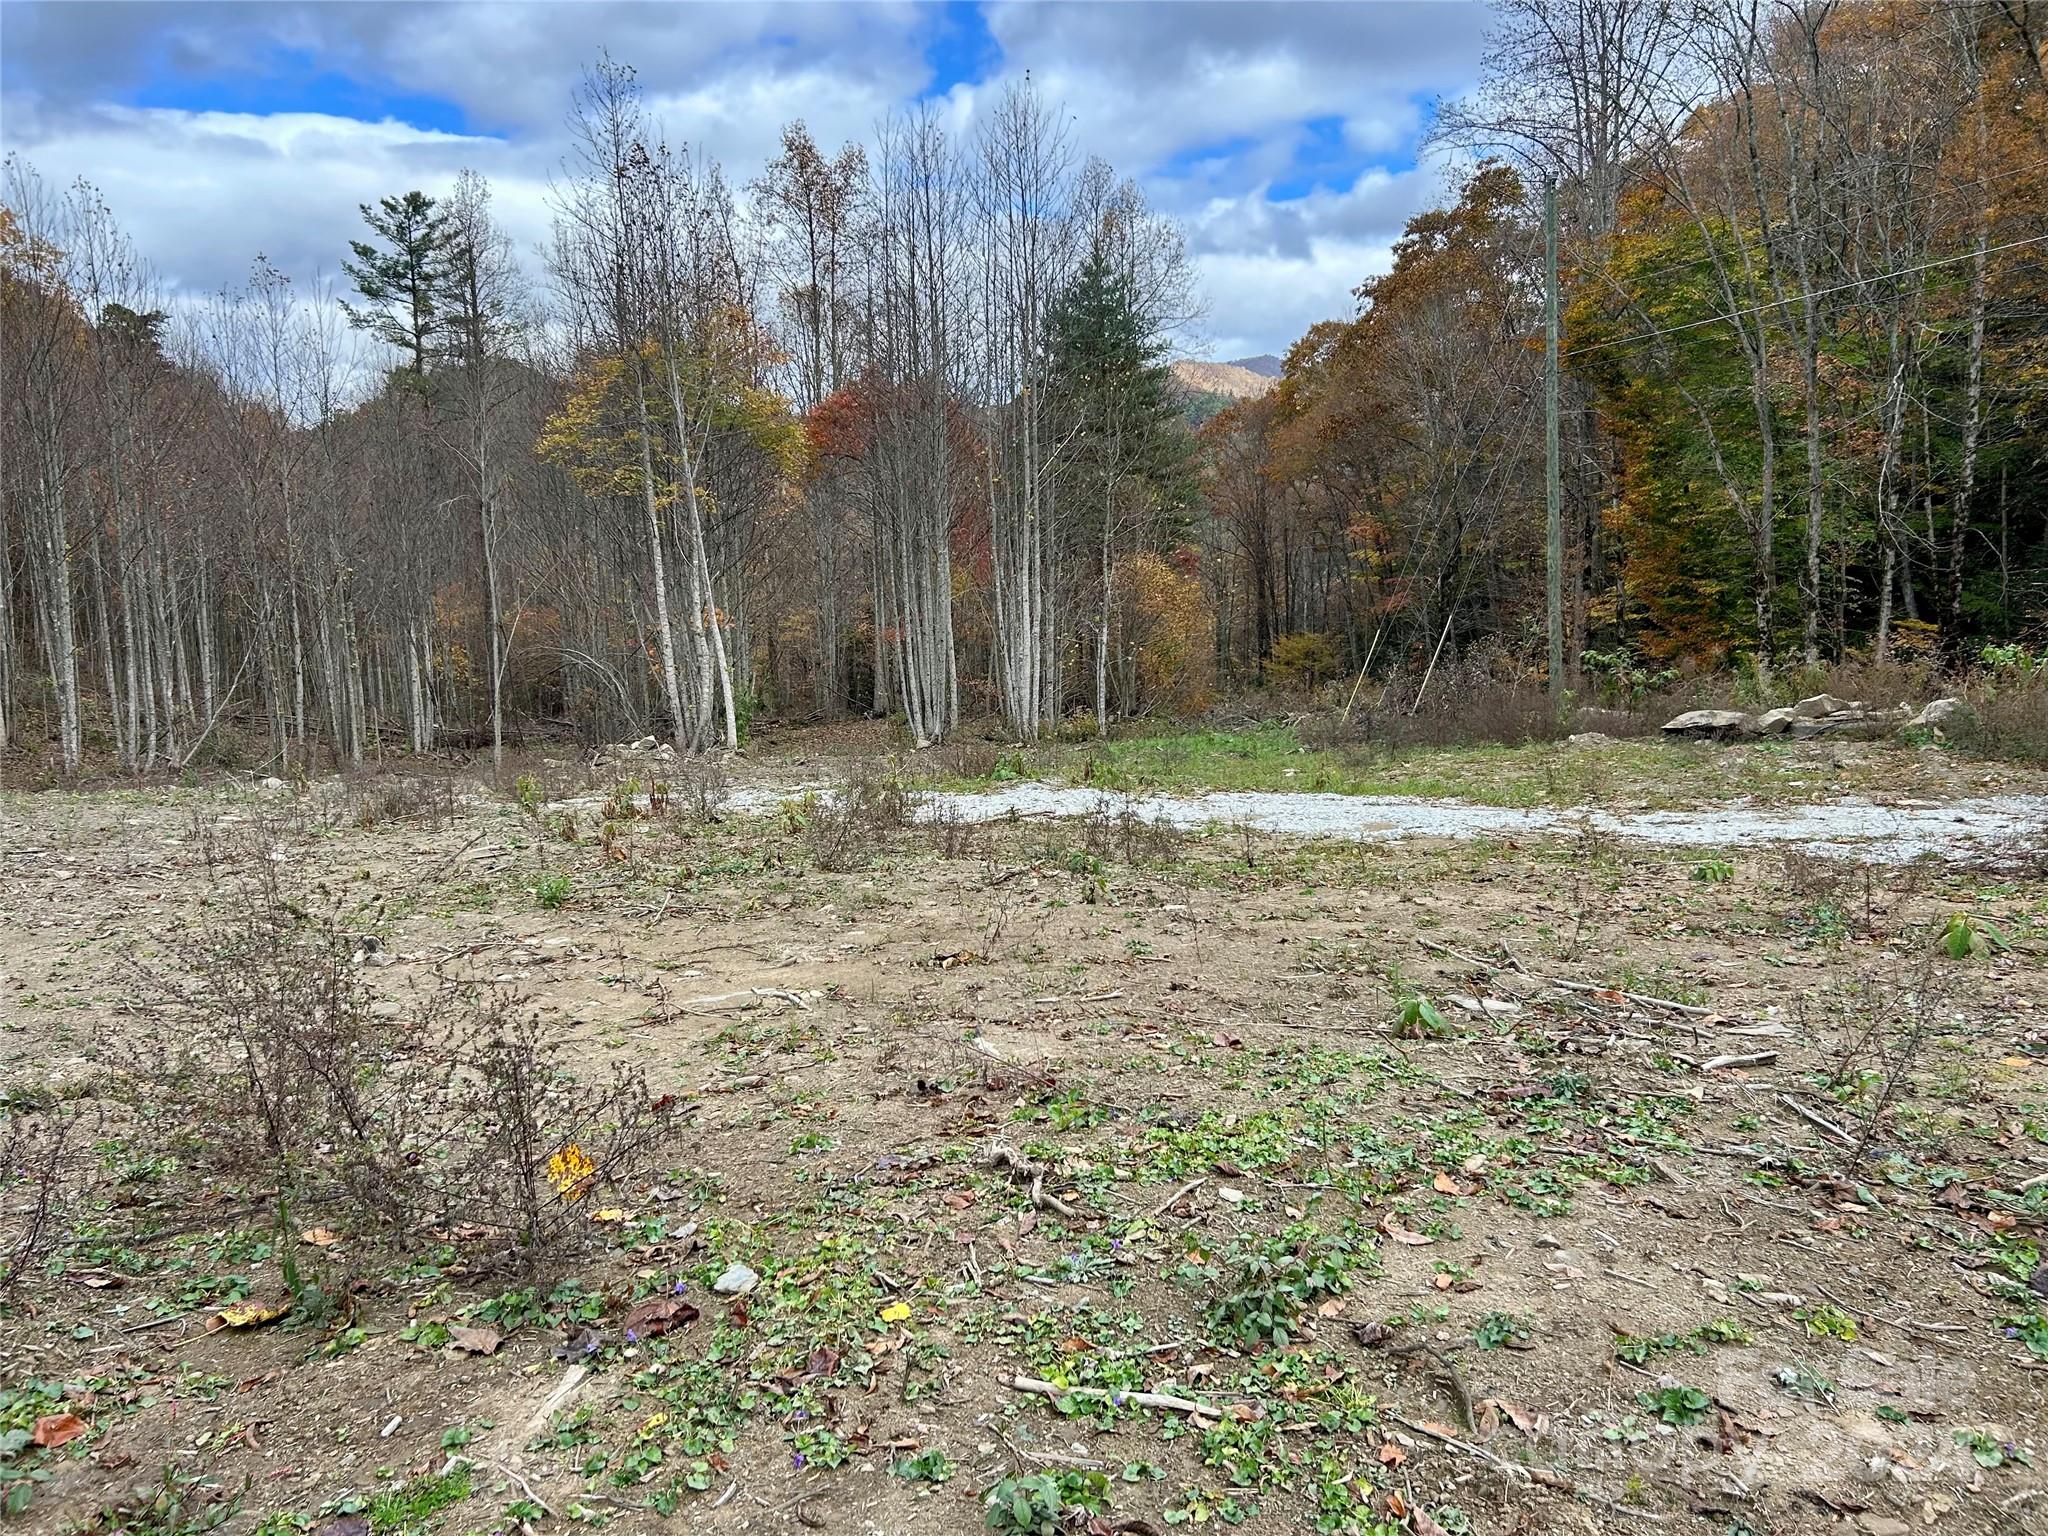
top-left (3, 750), bottom-right (2045, 1536)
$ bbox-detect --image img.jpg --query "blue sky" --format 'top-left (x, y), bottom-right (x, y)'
top-left (1, 1), bottom-right (1489, 359)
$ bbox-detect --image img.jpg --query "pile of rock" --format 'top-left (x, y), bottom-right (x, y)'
top-left (1661, 694), bottom-right (1965, 741)
top-left (593, 735), bottom-right (679, 774)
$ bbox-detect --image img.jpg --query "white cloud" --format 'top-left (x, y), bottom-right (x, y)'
top-left (1, 1), bottom-right (1490, 358)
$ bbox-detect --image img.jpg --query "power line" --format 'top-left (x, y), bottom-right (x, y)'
top-left (1600, 154), bottom-right (2048, 297)
top-left (1563, 231), bottom-right (2048, 360)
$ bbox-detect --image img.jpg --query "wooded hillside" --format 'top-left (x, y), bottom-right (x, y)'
top-left (4, 3), bottom-right (2044, 776)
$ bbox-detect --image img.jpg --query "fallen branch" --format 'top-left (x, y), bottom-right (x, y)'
top-left (1008, 1374), bottom-right (1219, 1419)
top-left (1698, 1051), bottom-right (1777, 1073)
top-left (1417, 937), bottom-right (1723, 1021)
top-left (985, 1144), bottom-right (1081, 1220)
top-left (1147, 1177), bottom-right (1205, 1219)
top-left (1778, 1094), bottom-right (1857, 1148)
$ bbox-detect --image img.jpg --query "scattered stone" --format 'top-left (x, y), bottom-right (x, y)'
top-left (257, 776), bottom-right (285, 792)
top-left (712, 1262), bottom-right (759, 1296)
top-left (1564, 731), bottom-right (1616, 748)
top-left (1755, 707), bottom-right (1798, 735)
top-left (368, 1001), bottom-right (401, 1020)
top-left (591, 736), bottom-right (682, 774)
top-left (1793, 693), bottom-right (1861, 718)
top-left (1216, 1186), bottom-right (1245, 1205)
top-left (1909, 697), bottom-right (1963, 729)
top-left (1661, 709), bottom-right (1755, 738)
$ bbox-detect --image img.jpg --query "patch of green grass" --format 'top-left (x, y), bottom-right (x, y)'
top-left (369, 1467), bottom-right (472, 1533)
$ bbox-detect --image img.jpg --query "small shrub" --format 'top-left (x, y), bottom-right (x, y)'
top-left (1952, 663), bottom-right (2048, 765)
top-left (0, 1109), bottom-right (90, 1305)
top-left (1938, 912), bottom-right (2007, 960)
top-left (349, 774), bottom-right (458, 830)
top-left (1393, 995), bottom-right (1454, 1040)
top-left (1266, 632), bottom-right (1341, 692)
top-left (535, 873), bottom-right (572, 910)
top-left (670, 757), bottom-right (730, 824)
top-left (136, 855), bottom-right (674, 1281)
top-left (803, 768), bottom-right (922, 872)
top-left (513, 774), bottom-right (543, 816)
top-left (1202, 1227), bottom-right (1368, 1348)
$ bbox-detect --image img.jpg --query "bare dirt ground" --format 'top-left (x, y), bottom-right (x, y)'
top-left (4, 733), bottom-right (2047, 1536)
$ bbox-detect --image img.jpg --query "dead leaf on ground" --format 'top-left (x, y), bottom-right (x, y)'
top-left (311, 1517), bottom-right (371, 1536)
top-left (447, 1324), bottom-right (503, 1356)
top-left (209, 1298), bottom-right (291, 1332)
top-left (32, 1412), bottom-right (89, 1449)
top-left (1482, 1397), bottom-right (1548, 1437)
top-left (1377, 1215), bottom-right (1434, 1246)
top-left (299, 1227), bottom-right (342, 1247)
top-left (620, 1295), bottom-right (699, 1344)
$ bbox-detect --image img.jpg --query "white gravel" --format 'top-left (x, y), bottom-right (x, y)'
top-left (721, 781), bottom-right (2048, 863)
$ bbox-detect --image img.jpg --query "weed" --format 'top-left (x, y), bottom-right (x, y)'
top-left (1691, 858), bottom-right (1734, 884)
top-left (1472, 1311), bottom-right (1533, 1350)
top-left (1200, 1226), bottom-right (1369, 1348)
top-left (1794, 1303), bottom-right (1859, 1342)
top-left (81, 1467), bottom-right (236, 1534)
top-left (1773, 1363), bottom-right (1836, 1403)
top-left (534, 872), bottom-right (572, 909)
top-left (1393, 995), bottom-right (1454, 1040)
top-left (802, 768), bottom-right (922, 871)
top-left (1955, 1428), bottom-right (2032, 1470)
top-left (1999, 1310), bottom-right (2048, 1360)
top-left (892, 1448), bottom-right (955, 1483)
top-left (985, 1470), bottom-right (1108, 1534)
top-left (1639, 1383), bottom-right (1712, 1426)
top-left (1612, 1319), bottom-right (1749, 1364)
top-left (1938, 912), bottom-right (2008, 960)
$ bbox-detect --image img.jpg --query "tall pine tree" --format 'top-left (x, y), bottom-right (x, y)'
top-left (1047, 242), bottom-right (1196, 732)
top-left (341, 191), bottom-right (450, 376)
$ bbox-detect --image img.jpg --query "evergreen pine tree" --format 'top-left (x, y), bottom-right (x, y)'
top-left (1047, 245), bottom-right (1195, 518)
top-left (341, 190), bottom-right (450, 377)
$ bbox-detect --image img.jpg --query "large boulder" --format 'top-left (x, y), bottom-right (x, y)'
top-left (1662, 709), bottom-right (1756, 739)
top-left (1909, 697), bottom-right (1964, 730)
top-left (1755, 707), bottom-right (1798, 735)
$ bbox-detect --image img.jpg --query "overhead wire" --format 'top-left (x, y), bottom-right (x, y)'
top-left (1561, 231), bottom-right (2048, 360)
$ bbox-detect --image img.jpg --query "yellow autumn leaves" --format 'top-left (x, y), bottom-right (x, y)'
top-left (547, 1141), bottom-right (597, 1202)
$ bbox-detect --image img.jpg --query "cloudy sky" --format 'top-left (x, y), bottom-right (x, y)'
top-left (1, 0), bottom-right (1490, 361)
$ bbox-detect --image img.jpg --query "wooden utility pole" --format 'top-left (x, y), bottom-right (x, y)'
top-left (1544, 175), bottom-right (1564, 701)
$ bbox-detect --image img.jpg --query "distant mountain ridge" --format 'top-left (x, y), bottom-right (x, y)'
top-left (1227, 354), bottom-right (1283, 379)
top-left (1168, 358), bottom-right (1274, 401)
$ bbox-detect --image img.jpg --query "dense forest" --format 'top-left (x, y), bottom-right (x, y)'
top-left (3, 1), bottom-right (2045, 776)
